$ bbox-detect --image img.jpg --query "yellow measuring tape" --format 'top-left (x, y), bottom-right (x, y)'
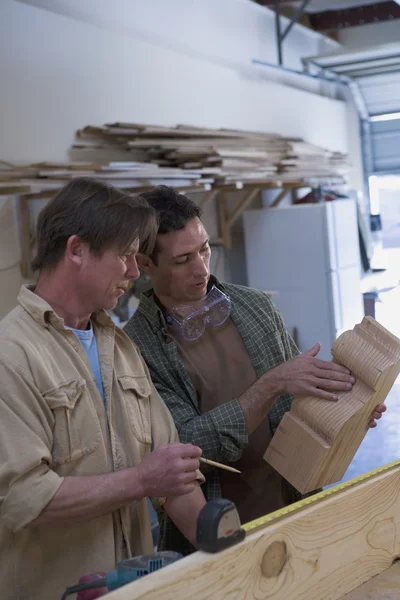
top-left (243, 457), bottom-right (400, 533)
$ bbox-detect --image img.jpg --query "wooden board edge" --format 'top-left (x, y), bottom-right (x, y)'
top-left (105, 461), bottom-right (400, 600)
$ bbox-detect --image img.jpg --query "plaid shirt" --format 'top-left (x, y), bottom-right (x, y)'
top-left (124, 279), bottom-right (300, 553)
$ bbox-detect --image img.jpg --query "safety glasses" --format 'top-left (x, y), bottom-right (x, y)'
top-left (166, 286), bottom-right (232, 342)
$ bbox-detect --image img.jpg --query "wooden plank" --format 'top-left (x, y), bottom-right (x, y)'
top-left (269, 182), bottom-right (310, 207)
top-left (341, 562), bottom-right (400, 599)
top-left (198, 189), bottom-right (219, 210)
top-left (270, 187), bottom-right (291, 207)
top-left (0, 160), bottom-right (15, 168)
top-left (226, 187), bottom-right (260, 227)
top-left (105, 460), bottom-right (400, 600)
top-left (21, 189), bottom-right (57, 200)
top-left (0, 184), bottom-right (32, 195)
top-left (218, 194), bottom-right (231, 249)
top-left (265, 317), bottom-right (400, 493)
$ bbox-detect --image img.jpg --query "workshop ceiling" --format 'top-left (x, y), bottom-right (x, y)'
top-left (252, 0), bottom-right (400, 32)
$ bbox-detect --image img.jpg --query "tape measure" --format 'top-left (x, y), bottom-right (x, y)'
top-left (196, 498), bottom-right (246, 553)
top-left (242, 457), bottom-right (400, 534)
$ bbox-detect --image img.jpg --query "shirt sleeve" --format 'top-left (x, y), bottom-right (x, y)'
top-left (151, 377), bottom-right (248, 465)
top-left (0, 361), bottom-right (63, 532)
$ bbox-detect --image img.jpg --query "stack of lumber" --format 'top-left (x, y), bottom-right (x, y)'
top-left (73, 122), bottom-right (349, 185)
top-left (73, 123), bottom-right (285, 185)
top-left (0, 123), bottom-right (350, 196)
top-left (0, 160), bottom-right (213, 196)
top-left (279, 141), bottom-right (350, 181)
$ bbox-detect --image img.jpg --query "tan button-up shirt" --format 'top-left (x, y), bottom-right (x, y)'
top-left (0, 286), bottom-right (178, 600)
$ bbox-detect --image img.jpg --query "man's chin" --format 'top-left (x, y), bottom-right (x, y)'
top-left (104, 298), bottom-right (119, 311)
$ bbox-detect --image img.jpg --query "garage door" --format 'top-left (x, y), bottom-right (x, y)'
top-left (304, 44), bottom-right (400, 175)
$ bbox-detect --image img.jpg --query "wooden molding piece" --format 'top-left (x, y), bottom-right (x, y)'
top-left (105, 460), bottom-right (400, 600)
top-left (265, 317), bottom-right (400, 494)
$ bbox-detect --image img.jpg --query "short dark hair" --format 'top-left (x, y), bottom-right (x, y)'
top-left (32, 177), bottom-right (157, 272)
top-left (138, 186), bottom-right (202, 260)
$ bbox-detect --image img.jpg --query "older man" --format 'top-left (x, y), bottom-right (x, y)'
top-left (0, 178), bottom-right (205, 600)
top-left (124, 185), bottom-right (386, 554)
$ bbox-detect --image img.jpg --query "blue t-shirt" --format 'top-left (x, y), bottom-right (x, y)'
top-left (68, 322), bottom-right (105, 405)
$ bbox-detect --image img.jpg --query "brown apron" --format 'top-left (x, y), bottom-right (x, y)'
top-left (169, 317), bottom-right (292, 525)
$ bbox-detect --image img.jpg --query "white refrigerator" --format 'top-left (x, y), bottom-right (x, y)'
top-left (243, 199), bottom-right (364, 360)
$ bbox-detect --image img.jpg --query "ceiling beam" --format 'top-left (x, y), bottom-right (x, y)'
top-left (309, 1), bottom-right (400, 31)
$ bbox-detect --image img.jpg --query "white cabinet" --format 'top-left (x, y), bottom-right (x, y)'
top-left (243, 200), bottom-right (364, 360)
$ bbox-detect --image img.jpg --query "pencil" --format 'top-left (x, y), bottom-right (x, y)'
top-left (199, 456), bottom-right (241, 474)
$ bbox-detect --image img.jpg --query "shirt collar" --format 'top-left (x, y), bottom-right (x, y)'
top-left (17, 285), bottom-right (116, 330)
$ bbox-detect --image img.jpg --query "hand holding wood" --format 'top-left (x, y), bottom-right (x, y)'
top-left (265, 317), bottom-right (400, 494)
top-left (272, 342), bottom-right (355, 401)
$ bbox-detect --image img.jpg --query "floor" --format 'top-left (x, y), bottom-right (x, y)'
top-left (337, 247), bottom-right (400, 484)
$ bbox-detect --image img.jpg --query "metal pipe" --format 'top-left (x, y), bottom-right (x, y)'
top-left (252, 58), bottom-right (348, 86)
top-left (360, 117), bottom-right (374, 213)
top-left (280, 0), bottom-right (312, 43)
top-left (274, 0), bottom-right (283, 65)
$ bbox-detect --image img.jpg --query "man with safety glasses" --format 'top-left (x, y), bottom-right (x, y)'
top-left (124, 185), bottom-right (386, 555)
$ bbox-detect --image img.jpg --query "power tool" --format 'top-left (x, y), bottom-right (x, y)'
top-left (61, 499), bottom-right (245, 599)
top-left (61, 552), bottom-right (182, 599)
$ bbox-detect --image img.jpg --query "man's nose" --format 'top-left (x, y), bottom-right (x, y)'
top-left (125, 257), bottom-right (140, 280)
top-left (193, 255), bottom-right (209, 277)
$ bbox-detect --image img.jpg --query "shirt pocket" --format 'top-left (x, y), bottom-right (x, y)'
top-left (118, 375), bottom-right (152, 447)
top-left (44, 377), bottom-right (101, 466)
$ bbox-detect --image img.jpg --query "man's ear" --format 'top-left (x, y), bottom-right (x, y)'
top-left (65, 235), bottom-right (87, 266)
top-left (137, 253), bottom-right (154, 275)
